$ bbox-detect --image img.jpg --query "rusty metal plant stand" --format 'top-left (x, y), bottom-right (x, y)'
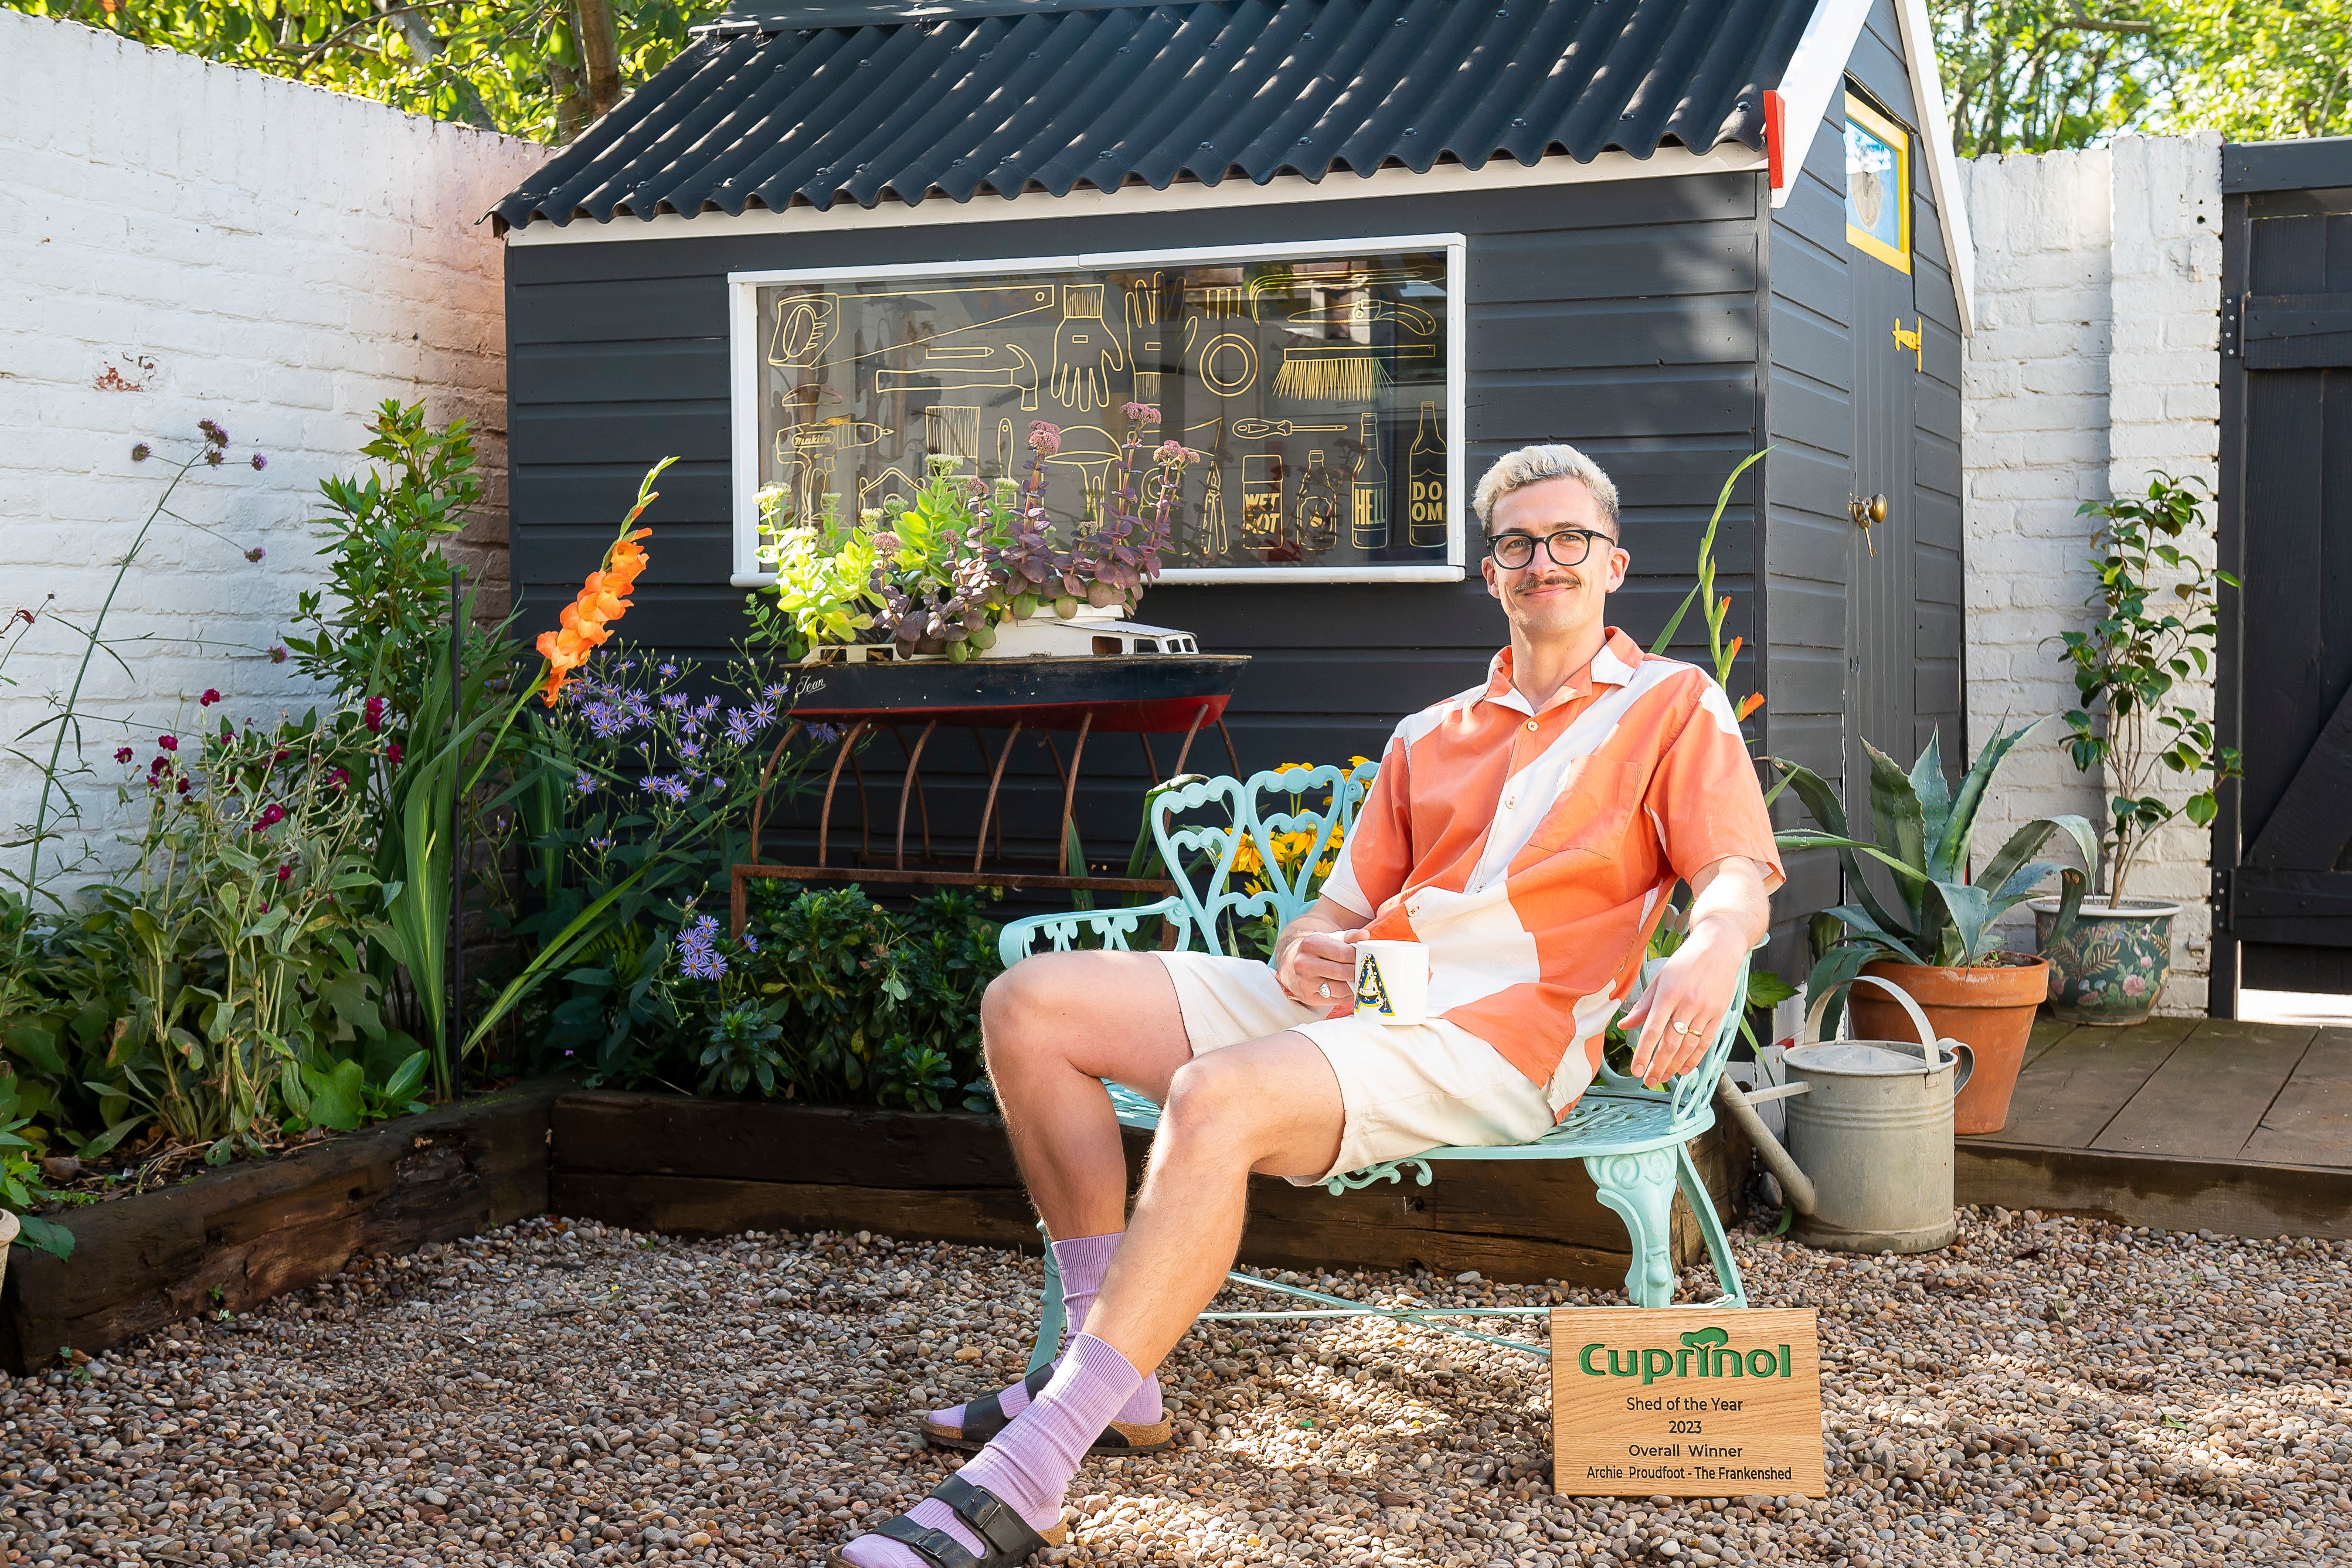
top-left (729, 703), bottom-right (1238, 937)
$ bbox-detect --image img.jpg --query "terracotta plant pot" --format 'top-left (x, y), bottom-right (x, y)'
top-left (1847, 956), bottom-right (2049, 1136)
top-left (2031, 897), bottom-right (2178, 1026)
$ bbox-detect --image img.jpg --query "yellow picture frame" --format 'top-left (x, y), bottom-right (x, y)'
top-left (1844, 96), bottom-right (1912, 275)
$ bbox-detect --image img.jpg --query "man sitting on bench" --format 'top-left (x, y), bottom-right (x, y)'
top-left (836, 444), bottom-right (1783, 1568)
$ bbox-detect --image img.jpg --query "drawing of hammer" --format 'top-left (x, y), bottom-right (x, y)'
top-left (874, 345), bottom-right (1039, 411)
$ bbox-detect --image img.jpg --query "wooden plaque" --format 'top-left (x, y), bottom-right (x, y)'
top-left (1549, 1308), bottom-right (1825, 1498)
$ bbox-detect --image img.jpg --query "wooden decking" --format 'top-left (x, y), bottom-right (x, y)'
top-left (1953, 1016), bottom-right (2352, 1240)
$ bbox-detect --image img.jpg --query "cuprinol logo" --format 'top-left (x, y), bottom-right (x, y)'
top-left (1575, 1326), bottom-right (1794, 1385)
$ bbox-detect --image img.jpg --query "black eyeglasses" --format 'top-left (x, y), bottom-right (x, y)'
top-left (1484, 528), bottom-right (1617, 569)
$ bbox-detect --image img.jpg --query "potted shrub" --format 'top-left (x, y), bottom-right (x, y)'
top-left (1773, 723), bottom-right (2097, 1136)
top-left (2041, 474), bottom-right (2240, 1025)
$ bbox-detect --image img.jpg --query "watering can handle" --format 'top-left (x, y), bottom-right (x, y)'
top-left (1804, 971), bottom-right (1965, 1070)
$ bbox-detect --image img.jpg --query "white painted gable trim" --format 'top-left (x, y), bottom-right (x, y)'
top-left (501, 143), bottom-right (1766, 247)
top-left (1771, 0), bottom-right (1976, 334)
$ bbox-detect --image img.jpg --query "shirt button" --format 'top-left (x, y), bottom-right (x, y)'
top-left (1525, 720), bottom-right (1538, 732)
top-left (1505, 795), bottom-right (1518, 808)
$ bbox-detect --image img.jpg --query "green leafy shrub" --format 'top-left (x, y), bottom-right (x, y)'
top-left (593, 885), bottom-right (1002, 1113)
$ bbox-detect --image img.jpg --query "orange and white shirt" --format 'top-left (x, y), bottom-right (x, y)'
top-left (1321, 628), bottom-right (1785, 1108)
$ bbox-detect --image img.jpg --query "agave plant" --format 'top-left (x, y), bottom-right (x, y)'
top-left (1770, 719), bottom-right (2098, 1011)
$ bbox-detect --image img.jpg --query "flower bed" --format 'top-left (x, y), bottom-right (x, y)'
top-left (0, 1077), bottom-right (567, 1375)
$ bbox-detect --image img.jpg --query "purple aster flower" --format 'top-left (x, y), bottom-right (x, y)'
top-left (575, 770), bottom-right (597, 795)
top-left (660, 692), bottom-right (691, 713)
top-left (622, 692), bottom-right (654, 727)
top-left (750, 700), bottom-right (779, 727)
top-left (677, 737), bottom-right (702, 761)
top-left (725, 709), bottom-right (758, 746)
top-left (762, 683), bottom-right (791, 705)
top-left (807, 723), bottom-right (842, 744)
top-left (657, 661), bottom-right (679, 679)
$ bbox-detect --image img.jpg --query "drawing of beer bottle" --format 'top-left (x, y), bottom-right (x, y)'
top-left (1242, 453), bottom-right (1286, 551)
top-left (1349, 410), bottom-right (1389, 549)
top-left (1296, 449), bottom-right (1340, 553)
top-left (1408, 400), bottom-right (1447, 547)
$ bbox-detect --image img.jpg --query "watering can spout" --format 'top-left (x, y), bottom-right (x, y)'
top-left (1715, 1076), bottom-right (1820, 1215)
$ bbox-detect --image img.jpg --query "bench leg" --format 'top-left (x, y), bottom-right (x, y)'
top-left (1585, 1148), bottom-right (1678, 1308)
top-left (1674, 1141), bottom-right (1748, 1308)
top-left (1027, 1221), bottom-right (1066, 1377)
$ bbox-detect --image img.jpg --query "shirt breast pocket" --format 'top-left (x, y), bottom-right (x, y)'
top-left (1522, 754), bottom-right (1643, 862)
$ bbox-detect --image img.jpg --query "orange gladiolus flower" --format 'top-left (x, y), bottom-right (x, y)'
top-left (1736, 691), bottom-right (1765, 721)
top-left (538, 527), bottom-right (652, 705)
top-left (1725, 635), bottom-right (1743, 662)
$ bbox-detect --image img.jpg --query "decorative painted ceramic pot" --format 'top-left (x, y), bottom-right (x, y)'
top-left (2031, 898), bottom-right (2178, 1027)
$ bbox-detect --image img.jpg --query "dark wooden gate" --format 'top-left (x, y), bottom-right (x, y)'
top-left (2215, 139), bottom-right (2352, 1009)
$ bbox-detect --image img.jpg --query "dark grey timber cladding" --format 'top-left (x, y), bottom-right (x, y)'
top-left (506, 175), bottom-right (1766, 863)
top-left (1760, 0), bottom-right (1965, 976)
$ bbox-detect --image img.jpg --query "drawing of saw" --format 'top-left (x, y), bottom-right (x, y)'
top-left (873, 344), bottom-right (1039, 410)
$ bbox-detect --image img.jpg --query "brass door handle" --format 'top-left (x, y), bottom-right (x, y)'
top-left (1848, 493), bottom-right (1888, 555)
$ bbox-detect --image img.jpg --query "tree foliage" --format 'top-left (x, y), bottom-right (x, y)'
top-left (1933, 1), bottom-right (2352, 154)
top-left (8, 0), bottom-right (723, 143)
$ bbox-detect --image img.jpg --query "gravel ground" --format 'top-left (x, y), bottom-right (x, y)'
top-left (4, 1207), bottom-right (2348, 1568)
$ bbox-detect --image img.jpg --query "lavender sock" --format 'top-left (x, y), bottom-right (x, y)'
top-left (845, 1335), bottom-right (1143, 1568)
top-left (927, 1233), bottom-right (1161, 1430)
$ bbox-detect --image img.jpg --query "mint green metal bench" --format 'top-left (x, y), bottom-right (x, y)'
top-left (997, 762), bottom-right (1754, 1365)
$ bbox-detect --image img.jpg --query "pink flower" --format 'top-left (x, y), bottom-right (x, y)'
top-left (114, 746), bottom-right (133, 763)
top-left (249, 453), bottom-right (267, 471)
top-left (198, 418), bottom-right (227, 447)
top-left (175, 777), bottom-right (191, 795)
top-left (1121, 402), bottom-right (1161, 425)
top-left (385, 742), bottom-right (403, 768)
top-left (244, 546), bottom-right (266, 563)
top-left (250, 803), bottom-right (287, 833)
top-left (2122, 974), bottom-right (2148, 998)
top-left (327, 766), bottom-right (349, 791)
top-left (1027, 421), bottom-right (1062, 457)
top-left (363, 696), bottom-right (386, 733)
top-left (268, 644), bottom-right (288, 664)
top-left (275, 864), bottom-right (292, 883)
top-left (871, 530), bottom-right (902, 560)
top-left (199, 688), bottom-right (222, 708)
top-left (157, 734), bottom-right (178, 751)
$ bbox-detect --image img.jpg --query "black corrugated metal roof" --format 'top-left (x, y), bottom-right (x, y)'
top-left (494, 0), bottom-right (1817, 232)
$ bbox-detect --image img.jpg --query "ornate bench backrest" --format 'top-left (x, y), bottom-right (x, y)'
top-left (1150, 760), bottom-right (1379, 957)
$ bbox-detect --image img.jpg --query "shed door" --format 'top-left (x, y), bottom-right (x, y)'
top-left (2216, 176), bottom-right (2352, 1001)
top-left (1844, 89), bottom-right (1920, 787)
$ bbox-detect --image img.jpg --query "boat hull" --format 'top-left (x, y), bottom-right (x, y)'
top-left (779, 654), bottom-right (1248, 732)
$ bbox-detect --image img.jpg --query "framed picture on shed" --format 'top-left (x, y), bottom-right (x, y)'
top-left (726, 234), bottom-right (1467, 585)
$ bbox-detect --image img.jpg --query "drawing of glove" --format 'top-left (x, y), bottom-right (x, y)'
top-left (1051, 284), bottom-right (1124, 412)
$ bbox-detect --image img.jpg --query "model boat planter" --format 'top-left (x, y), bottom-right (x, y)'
top-left (2031, 897), bottom-right (2178, 1026)
top-left (1846, 955), bottom-right (2051, 1137)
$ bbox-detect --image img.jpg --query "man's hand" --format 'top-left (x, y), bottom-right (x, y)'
top-left (1618, 856), bottom-right (1772, 1087)
top-left (1273, 899), bottom-right (1368, 1006)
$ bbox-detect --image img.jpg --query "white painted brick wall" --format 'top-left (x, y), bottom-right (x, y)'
top-left (1957, 134), bottom-right (2224, 1013)
top-left (0, 13), bottom-right (543, 884)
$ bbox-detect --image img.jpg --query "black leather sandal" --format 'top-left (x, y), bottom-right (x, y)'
top-left (920, 1366), bottom-right (1172, 1456)
top-left (826, 1473), bottom-right (1068, 1568)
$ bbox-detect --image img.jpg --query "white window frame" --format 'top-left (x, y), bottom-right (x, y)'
top-left (726, 232), bottom-right (1468, 586)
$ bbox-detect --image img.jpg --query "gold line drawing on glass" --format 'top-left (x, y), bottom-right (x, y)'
top-left (1197, 332), bottom-right (1259, 397)
top-left (1050, 284), bottom-right (1125, 411)
top-left (1198, 464), bottom-right (1229, 557)
top-left (1231, 417), bottom-right (1346, 440)
top-left (1296, 449), bottom-right (1341, 553)
top-left (998, 417), bottom-right (1015, 478)
top-left (1273, 342), bottom-right (1435, 403)
top-left (1350, 411), bottom-right (1390, 549)
top-left (1242, 453), bottom-right (1286, 549)
top-left (1194, 284), bottom-right (1248, 319)
top-left (768, 284), bottom-right (1055, 371)
top-left (1285, 297), bottom-right (1439, 336)
top-left (1408, 400), bottom-right (1448, 547)
top-left (859, 464), bottom-right (923, 512)
top-left (872, 344), bottom-right (1040, 410)
top-left (923, 405), bottom-right (982, 474)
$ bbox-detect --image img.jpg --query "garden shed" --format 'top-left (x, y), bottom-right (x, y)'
top-left (492, 0), bottom-right (1974, 954)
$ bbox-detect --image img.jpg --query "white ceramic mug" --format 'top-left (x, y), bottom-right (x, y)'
top-left (1352, 940), bottom-right (1430, 1025)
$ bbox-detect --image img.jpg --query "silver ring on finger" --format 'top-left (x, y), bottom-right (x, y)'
top-left (1671, 1019), bottom-right (1692, 1035)
top-left (1318, 982), bottom-right (1331, 999)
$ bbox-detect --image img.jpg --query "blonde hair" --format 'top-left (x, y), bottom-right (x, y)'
top-left (1471, 444), bottom-right (1620, 532)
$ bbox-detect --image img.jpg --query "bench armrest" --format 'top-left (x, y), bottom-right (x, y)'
top-left (998, 897), bottom-right (1191, 969)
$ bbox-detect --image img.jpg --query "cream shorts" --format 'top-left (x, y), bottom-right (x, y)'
top-left (1150, 949), bottom-right (1559, 1183)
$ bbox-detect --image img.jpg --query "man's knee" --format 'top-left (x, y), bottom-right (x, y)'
top-left (980, 952), bottom-right (1110, 1067)
top-left (1158, 1051), bottom-right (1262, 1147)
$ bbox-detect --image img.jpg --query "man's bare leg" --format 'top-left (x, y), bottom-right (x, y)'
top-left (978, 950), bottom-right (1195, 1239)
top-left (843, 1030), bottom-right (1343, 1568)
top-left (1083, 1031), bottom-right (1344, 1372)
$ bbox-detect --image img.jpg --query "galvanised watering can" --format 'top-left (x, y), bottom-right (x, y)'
top-left (1715, 974), bottom-right (1975, 1254)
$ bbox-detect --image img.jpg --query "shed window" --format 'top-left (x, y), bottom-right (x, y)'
top-left (728, 237), bottom-right (1465, 584)
top-left (1844, 96), bottom-right (1912, 275)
